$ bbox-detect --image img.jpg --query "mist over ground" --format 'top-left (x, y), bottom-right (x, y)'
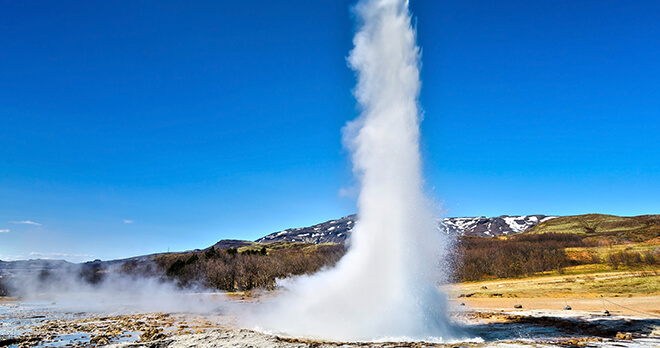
top-left (0, 260), bottom-right (224, 314)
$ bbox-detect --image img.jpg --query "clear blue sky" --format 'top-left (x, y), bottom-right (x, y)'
top-left (1, 0), bottom-right (659, 262)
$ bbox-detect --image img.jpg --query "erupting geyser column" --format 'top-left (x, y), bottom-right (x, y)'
top-left (250, 0), bottom-right (454, 341)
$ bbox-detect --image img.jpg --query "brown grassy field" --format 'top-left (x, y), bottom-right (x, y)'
top-left (447, 266), bottom-right (660, 317)
top-left (528, 213), bottom-right (660, 242)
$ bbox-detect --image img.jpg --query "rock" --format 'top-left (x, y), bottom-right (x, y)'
top-left (90, 335), bottom-right (109, 346)
top-left (616, 332), bottom-right (633, 340)
top-left (563, 305), bottom-right (572, 310)
top-left (140, 328), bottom-right (167, 342)
top-left (602, 309), bottom-right (610, 316)
top-left (514, 304), bottom-right (523, 309)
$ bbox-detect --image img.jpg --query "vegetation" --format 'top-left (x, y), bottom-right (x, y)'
top-left (11, 213), bottom-right (653, 296)
top-left (151, 243), bottom-right (345, 291)
top-left (528, 214), bottom-right (660, 244)
top-left (453, 270), bottom-right (660, 299)
top-left (454, 214), bottom-right (660, 282)
top-left (455, 233), bottom-right (587, 281)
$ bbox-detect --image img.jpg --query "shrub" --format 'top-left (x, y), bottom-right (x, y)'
top-left (643, 250), bottom-right (658, 265)
top-left (166, 259), bottom-right (186, 277)
top-left (204, 247), bottom-right (216, 259)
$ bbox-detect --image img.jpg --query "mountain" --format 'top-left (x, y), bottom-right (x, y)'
top-left (439, 215), bottom-right (557, 237)
top-left (209, 239), bottom-right (255, 250)
top-left (256, 215), bottom-right (356, 244)
top-left (255, 214), bottom-right (556, 244)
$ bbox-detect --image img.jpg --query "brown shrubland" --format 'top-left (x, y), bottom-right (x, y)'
top-left (151, 243), bottom-right (346, 291)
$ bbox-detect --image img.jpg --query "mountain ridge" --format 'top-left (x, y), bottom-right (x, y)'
top-left (255, 214), bottom-right (557, 244)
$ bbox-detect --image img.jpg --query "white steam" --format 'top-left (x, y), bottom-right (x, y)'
top-left (3, 261), bottom-right (224, 314)
top-left (245, 0), bottom-right (455, 341)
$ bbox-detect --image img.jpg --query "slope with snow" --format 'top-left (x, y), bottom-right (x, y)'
top-left (255, 215), bottom-right (356, 244)
top-left (256, 214), bottom-right (556, 243)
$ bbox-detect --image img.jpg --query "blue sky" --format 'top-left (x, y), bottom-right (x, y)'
top-left (1, 0), bottom-right (659, 262)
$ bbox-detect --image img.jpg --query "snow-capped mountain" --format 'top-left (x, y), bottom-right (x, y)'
top-left (255, 214), bottom-right (556, 244)
top-left (438, 215), bottom-right (556, 237)
top-left (256, 215), bottom-right (356, 244)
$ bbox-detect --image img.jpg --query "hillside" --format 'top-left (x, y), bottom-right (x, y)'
top-left (256, 214), bottom-right (555, 244)
top-left (439, 215), bottom-right (555, 237)
top-left (527, 214), bottom-right (660, 243)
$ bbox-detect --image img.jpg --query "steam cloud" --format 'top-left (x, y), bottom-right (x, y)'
top-left (245, 0), bottom-right (455, 341)
top-left (2, 261), bottom-right (222, 314)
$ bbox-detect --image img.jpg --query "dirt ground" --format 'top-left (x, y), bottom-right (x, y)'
top-left (446, 270), bottom-right (660, 318)
top-left (2, 297), bottom-right (660, 347)
top-left (4, 269), bottom-right (660, 348)
top-left (453, 296), bottom-right (660, 317)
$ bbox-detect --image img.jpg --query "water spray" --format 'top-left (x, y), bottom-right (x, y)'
top-left (247, 0), bottom-right (456, 341)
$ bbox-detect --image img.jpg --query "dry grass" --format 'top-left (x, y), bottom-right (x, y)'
top-left (450, 269), bottom-right (660, 299)
top-left (528, 213), bottom-right (660, 243)
top-left (447, 267), bottom-right (660, 318)
top-left (567, 243), bottom-right (660, 259)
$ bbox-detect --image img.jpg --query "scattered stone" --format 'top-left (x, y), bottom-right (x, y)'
top-left (602, 309), bottom-right (610, 316)
top-left (140, 327), bottom-right (167, 342)
top-left (616, 332), bottom-right (633, 340)
top-left (90, 335), bottom-right (110, 346)
top-left (566, 337), bottom-right (597, 346)
top-left (459, 302), bottom-right (465, 306)
top-left (481, 286), bottom-right (488, 289)
top-left (564, 305), bottom-right (572, 310)
top-left (514, 304), bottom-right (523, 309)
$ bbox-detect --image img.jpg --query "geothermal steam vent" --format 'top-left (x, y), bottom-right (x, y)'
top-left (246, 0), bottom-right (454, 341)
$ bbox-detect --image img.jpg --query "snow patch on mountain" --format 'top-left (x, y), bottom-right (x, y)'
top-left (256, 214), bottom-right (557, 244)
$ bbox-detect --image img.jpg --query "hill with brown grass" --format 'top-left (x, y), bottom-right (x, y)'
top-left (527, 214), bottom-right (660, 244)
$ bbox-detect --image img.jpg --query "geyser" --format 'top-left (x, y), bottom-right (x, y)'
top-left (247, 0), bottom-right (454, 341)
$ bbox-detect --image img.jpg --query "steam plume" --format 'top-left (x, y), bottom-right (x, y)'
top-left (246, 0), bottom-right (454, 341)
top-left (2, 261), bottom-right (223, 314)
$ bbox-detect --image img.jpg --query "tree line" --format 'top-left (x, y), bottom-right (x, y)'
top-left (455, 233), bottom-right (585, 281)
top-left (454, 232), bottom-right (659, 281)
top-left (146, 243), bottom-right (346, 292)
